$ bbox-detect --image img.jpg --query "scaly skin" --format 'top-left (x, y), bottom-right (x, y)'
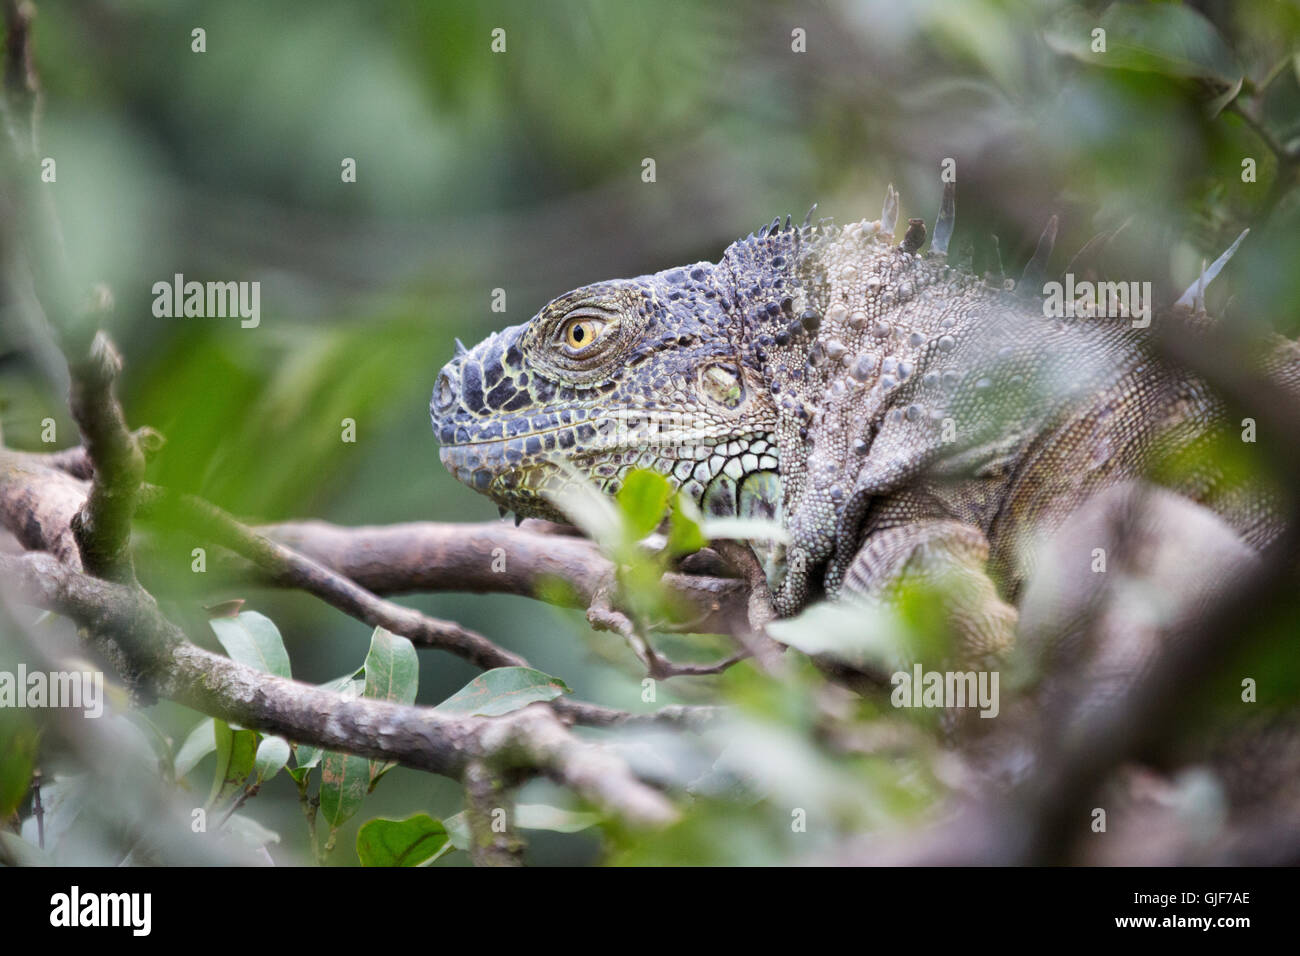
top-left (431, 188), bottom-right (1289, 654)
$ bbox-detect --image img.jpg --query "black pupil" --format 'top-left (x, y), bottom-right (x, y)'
top-left (573, 325), bottom-right (585, 342)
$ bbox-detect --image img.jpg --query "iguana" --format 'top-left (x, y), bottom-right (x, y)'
top-left (430, 184), bottom-right (1295, 660)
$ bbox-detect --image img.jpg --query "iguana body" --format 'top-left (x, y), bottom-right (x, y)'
top-left (431, 186), bottom-right (1290, 655)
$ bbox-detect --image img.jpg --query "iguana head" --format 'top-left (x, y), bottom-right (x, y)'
top-left (430, 260), bottom-right (782, 523)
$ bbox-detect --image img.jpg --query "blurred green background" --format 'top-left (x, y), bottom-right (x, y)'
top-left (1, 0), bottom-right (1297, 864)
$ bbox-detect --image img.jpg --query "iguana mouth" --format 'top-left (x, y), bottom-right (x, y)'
top-left (437, 419), bottom-right (578, 449)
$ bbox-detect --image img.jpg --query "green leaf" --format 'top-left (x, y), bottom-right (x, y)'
top-left (360, 627), bottom-right (418, 787)
top-left (617, 469), bottom-right (672, 539)
top-left (0, 715), bottom-right (38, 818)
top-left (316, 659), bottom-right (384, 832)
top-left (318, 752), bottom-right (370, 831)
top-left (315, 630), bottom-right (422, 831)
top-left (210, 611), bottom-right (292, 678)
top-left (253, 736), bottom-right (291, 784)
top-left (434, 666), bottom-right (571, 717)
top-left (356, 813), bottom-right (448, 866)
top-left (291, 672), bottom-right (363, 774)
top-left (207, 719), bottom-right (259, 809)
top-left (666, 494), bottom-right (706, 557)
top-left (362, 627), bottom-right (418, 705)
top-left (1045, 3), bottom-right (1242, 84)
top-left (174, 717), bottom-right (217, 781)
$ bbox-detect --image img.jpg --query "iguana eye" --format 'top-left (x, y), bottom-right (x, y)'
top-left (560, 316), bottom-right (607, 352)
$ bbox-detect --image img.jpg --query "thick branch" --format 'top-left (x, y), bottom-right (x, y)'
top-left (237, 518), bottom-right (748, 634)
top-left (0, 447), bottom-right (84, 566)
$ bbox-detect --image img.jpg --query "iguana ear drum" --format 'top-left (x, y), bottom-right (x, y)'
top-left (699, 362), bottom-right (745, 409)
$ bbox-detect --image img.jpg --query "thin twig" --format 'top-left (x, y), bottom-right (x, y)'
top-left (31, 767), bottom-right (42, 849)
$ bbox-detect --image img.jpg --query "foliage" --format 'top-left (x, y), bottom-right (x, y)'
top-left (1, 0), bottom-right (1298, 865)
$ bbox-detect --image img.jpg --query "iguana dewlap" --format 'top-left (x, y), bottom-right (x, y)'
top-left (430, 185), bottom-right (1288, 655)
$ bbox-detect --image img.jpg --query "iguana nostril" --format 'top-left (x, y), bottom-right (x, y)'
top-left (432, 369), bottom-right (458, 417)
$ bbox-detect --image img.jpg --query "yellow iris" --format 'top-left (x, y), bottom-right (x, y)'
top-left (563, 317), bottom-right (605, 350)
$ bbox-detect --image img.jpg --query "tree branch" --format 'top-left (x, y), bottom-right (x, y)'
top-left (0, 446), bottom-right (726, 729)
top-left (226, 517), bottom-right (749, 634)
top-left (137, 482), bottom-right (528, 672)
top-left (67, 332), bottom-right (146, 583)
top-left (0, 549), bottom-right (678, 827)
top-left (462, 760), bottom-right (524, 867)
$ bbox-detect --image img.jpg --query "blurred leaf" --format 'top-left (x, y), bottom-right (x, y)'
top-left (356, 813), bottom-right (448, 866)
top-left (1046, 4), bottom-right (1243, 84)
top-left (0, 715), bottom-right (38, 818)
top-left (545, 470), bottom-right (623, 552)
top-left (617, 469), bottom-right (673, 539)
top-left (203, 598), bottom-right (246, 619)
top-left (1206, 75), bottom-right (1243, 119)
top-left (0, 831), bottom-right (49, 866)
top-left (1148, 423), bottom-right (1268, 498)
top-left (768, 599), bottom-right (913, 670)
top-left (607, 801), bottom-right (782, 866)
top-left (443, 811), bottom-right (470, 851)
top-left (104, 714), bottom-right (164, 771)
top-left (174, 717), bottom-right (217, 781)
top-left (512, 803), bottom-right (600, 834)
top-left (210, 611), bottom-right (292, 678)
top-left (1259, 53), bottom-right (1300, 150)
top-left (700, 516), bottom-right (789, 544)
top-left (123, 712), bottom-right (174, 767)
top-left (222, 812), bottom-right (281, 853)
top-left (434, 666), bottom-right (571, 717)
top-left (253, 735), bottom-right (291, 784)
top-left (23, 775), bottom-right (89, 853)
top-left (666, 494), bottom-right (706, 557)
top-left (207, 719), bottom-right (258, 809)
top-left (442, 803), bottom-right (599, 852)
